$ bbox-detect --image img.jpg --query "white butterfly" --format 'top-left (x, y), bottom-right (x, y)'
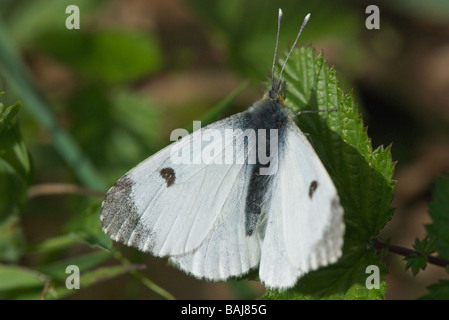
top-left (100, 10), bottom-right (344, 289)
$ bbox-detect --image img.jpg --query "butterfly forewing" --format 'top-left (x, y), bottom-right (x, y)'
top-left (101, 113), bottom-right (258, 257)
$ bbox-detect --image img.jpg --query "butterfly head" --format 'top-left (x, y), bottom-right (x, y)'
top-left (265, 78), bottom-right (286, 104)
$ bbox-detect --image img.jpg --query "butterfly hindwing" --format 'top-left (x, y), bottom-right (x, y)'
top-left (259, 118), bottom-right (344, 288)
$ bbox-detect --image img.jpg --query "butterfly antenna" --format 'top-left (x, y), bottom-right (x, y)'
top-left (278, 13), bottom-right (311, 81)
top-left (295, 109), bottom-right (338, 117)
top-left (271, 8), bottom-right (283, 83)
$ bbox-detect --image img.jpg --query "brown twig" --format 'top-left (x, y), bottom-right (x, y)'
top-left (28, 183), bottom-right (105, 199)
top-left (372, 238), bottom-right (449, 268)
top-left (40, 280), bottom-right (51, 300)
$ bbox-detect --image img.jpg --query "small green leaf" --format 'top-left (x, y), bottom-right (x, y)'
top-left (412, 237), bottom-right (436, 256)
top-left (405, 253), bottom-right (427, 277)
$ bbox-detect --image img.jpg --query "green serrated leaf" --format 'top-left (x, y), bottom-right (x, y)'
top-left (413, 237), bottom-right (436, 256)
top-left (262, 47), bottom-right (395, 299)
top-left (426, 175), bottom-right (449, 260)
top-left (404, 253), bottom-right (427, 276)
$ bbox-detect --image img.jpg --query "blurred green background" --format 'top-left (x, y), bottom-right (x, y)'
top-left (0, 0), bottom-right (449, 299)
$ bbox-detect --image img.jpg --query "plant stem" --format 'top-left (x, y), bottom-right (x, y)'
top-left (372, 238), bottom-right (449, 268)
top-left (27, 183), bottom-right (104, 199)
top-left (113, 251), bottom-right (176, 300)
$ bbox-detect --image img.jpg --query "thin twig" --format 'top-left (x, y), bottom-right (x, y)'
top-left (112, 251), bottom-right (176, 300)
top-left (40, 279), bottom-right (52, 300)
top-left (28, 183), bottom-right (105, 199)
top-left (372, 238), bottom-right (449, 268)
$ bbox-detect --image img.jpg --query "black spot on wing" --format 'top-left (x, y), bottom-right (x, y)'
top-left (160, 167), bottom-right (175, 187)
top-left (309, 180), bottom-right (318, 198)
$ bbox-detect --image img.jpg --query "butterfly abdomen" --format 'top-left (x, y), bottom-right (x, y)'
top-left (244, 99), bottom-right (289, 236)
